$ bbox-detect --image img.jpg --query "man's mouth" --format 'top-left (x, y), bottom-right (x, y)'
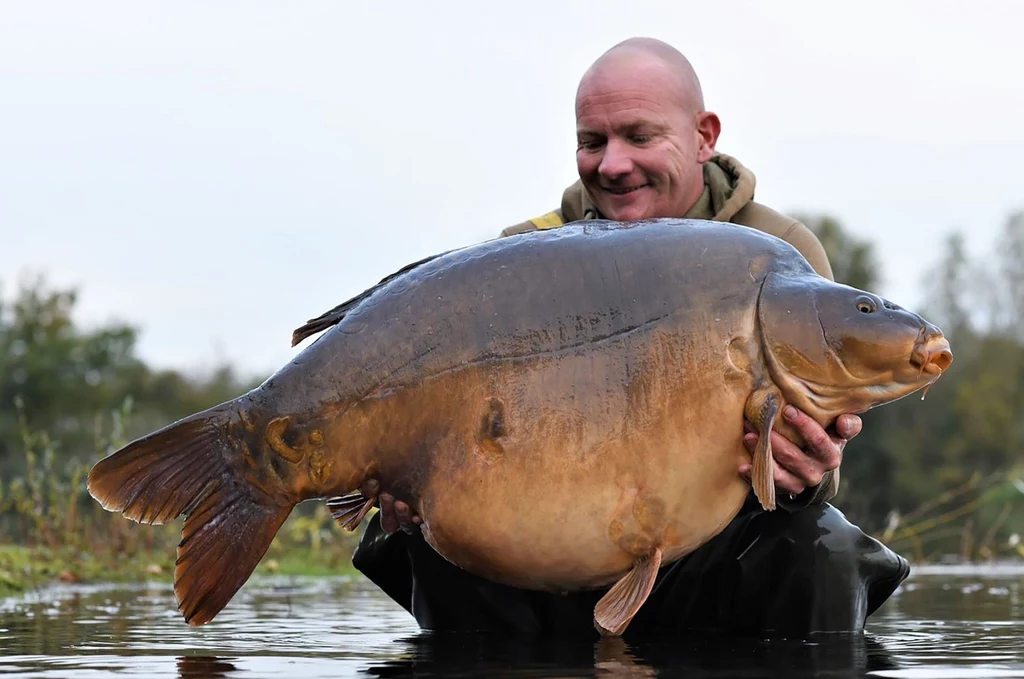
top-left (602, 184), bottom-right (649, 196)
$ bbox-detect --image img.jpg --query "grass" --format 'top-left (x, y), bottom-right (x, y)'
top-left (0, 501), bottom-right (366, 599)
top-left (0, 397), bottom-right (365, 600)
top-left (0, 543), bottom-right (172, 598)
top-left (0, 531), bottom-right (363, 600)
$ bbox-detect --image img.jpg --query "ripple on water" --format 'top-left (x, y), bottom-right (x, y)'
top-left (0, 569), bottom-right (1021, 678)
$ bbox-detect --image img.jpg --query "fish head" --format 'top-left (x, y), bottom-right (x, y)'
top-left (756, 272), bottom-right (953, 423)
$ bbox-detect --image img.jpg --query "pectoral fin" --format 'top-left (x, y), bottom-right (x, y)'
top-left (745, 388), bottom-right (782, 511)
top-left (593, 547), bottom-right (662, 636)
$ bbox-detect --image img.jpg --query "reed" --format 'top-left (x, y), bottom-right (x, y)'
top-left (0, 398), bottom-right (361, 596)
top-left (882, 468), bottom-right (1024, 563)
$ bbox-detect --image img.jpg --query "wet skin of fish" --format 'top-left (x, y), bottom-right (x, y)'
top-left (87, 218), bottom-right (953, 635)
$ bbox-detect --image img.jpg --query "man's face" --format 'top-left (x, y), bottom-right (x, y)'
top-left (575, 55), bottom-right (714, 222)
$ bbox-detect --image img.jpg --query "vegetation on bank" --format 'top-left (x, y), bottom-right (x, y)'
top-left (0, 536), bottom-right (362, 600)
top-left (0, 396), bottom-right (362, 598)
top-left (1, 213), bottom-right (1022, 597)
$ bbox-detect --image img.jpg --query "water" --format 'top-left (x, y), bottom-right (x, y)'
top-left (0, 564), bottom-right (1021, 678)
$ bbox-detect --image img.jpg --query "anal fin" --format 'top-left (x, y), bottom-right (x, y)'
top-left (593, 547), bottom-right (663, 636)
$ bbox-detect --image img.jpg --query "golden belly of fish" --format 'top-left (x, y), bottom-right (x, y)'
top-left (342, 319), bottom-right (755, 597)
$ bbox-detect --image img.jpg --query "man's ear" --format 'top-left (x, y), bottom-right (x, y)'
top-left (696, 111), bottom-right (721, 162)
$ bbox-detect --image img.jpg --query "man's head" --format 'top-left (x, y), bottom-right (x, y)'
top-left (575, 38), bottom-right (721, 222)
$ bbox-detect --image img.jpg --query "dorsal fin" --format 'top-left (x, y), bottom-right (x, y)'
top-left (290, 249), bottom-right (453, 347)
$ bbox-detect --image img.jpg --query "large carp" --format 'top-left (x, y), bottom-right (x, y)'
top-left (87, 218), bottom-right (952, 636)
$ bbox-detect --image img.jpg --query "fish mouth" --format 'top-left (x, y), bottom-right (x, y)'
top-left (910, 336), bottom-right (954, 377)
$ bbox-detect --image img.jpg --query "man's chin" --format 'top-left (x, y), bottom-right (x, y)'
top-left (605, 207), bottom-right (651, 222)
top-left (598, 200), bottom-right (652, 223)
top-left (589, 185), bottom-right (656, 222)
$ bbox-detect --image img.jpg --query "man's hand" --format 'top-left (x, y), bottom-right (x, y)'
top-left (739, 405), bottom-right (861, 497)
top-left (377, 492), bottom-right (422, 535)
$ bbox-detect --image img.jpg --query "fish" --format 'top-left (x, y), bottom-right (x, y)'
top-left (86, 218), bottom-right (953, 636)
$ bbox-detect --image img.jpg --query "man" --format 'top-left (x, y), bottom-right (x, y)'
top-left (352, 37), bottom-right (910, 637)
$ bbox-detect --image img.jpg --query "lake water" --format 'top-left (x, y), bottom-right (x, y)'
top-left (0, 563), bottom-right (1021, 678)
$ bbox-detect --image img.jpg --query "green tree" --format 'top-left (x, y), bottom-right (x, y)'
top-left (798, 214), bottom-right (881, 290)
top-left (920, 231), bottom-right (974, 342)
top-left (0, 275), bottom-right (142, 476)
top-left (0, 275), bottom-right (262, 478)
top-left (996, 211), bottom-right (1024, 340)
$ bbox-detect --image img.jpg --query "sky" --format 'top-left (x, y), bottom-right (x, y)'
top-left (2, 1), bottom-right (1022, 379)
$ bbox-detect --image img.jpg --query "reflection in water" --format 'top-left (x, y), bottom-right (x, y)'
top-left (175, 656), bottom-right (239, 677)
top-left (0, 567), bottom-right (1020, 678)
top-left (363, 631), bottom-right (903, 678)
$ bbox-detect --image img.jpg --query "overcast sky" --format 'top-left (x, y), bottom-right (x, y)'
top-left (2, 1), bottom-right (1022, 378)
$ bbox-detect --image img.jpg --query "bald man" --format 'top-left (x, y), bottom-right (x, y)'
top-left (504, 38), bottom-right (849, 503)
top-left (352, 38), bottom-right (910, 638)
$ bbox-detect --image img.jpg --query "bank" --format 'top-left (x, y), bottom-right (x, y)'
top-left (0, 543), bottom-right (359, 599)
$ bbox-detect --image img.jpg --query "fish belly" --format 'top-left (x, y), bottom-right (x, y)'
top-left (420, 439), bottom-right (751, 592)
top-left (405, 336), bottom-right (755, 592)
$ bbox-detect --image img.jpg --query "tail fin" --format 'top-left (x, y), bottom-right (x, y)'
top-left (87, 405), bottom-right (293, 626)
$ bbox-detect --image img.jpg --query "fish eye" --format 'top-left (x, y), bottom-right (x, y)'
top-left (855, 296), bottom-right (877, 314)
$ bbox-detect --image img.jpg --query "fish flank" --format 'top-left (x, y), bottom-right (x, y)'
top-left (362, 313), bottom-right (673, 403)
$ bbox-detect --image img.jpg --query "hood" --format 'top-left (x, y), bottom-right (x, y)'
top-left (559, 152), bottom-right (758, 223)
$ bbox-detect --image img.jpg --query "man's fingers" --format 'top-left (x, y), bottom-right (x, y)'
top-left (774, 428), bottom-right (831, 485)
top-left (835, 414), bottom-right (863, 441)
top-left (773, 464), bottom-right (807, 497)
top-left (394, 501), bottom-right (416, 534)
top-left (379, 493), bottom-right (398, 534)
top-left (361, 478), bottom-right (380, 497)
top-left (742, 432), bottom-right (757, 453)
top-left (742, 417), bottom-right (841, 493)
top-left (740, 454), bottom-right (806, 496)
top-left (741, 406), bottom-right (858, 495)
top-left (783, 406), bottom-right (830, 456)
top-left (783, 405), bottom-right (842, 469)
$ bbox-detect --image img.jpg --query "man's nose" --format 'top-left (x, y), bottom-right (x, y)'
top-left (598, 139), bottom-right (633, 178)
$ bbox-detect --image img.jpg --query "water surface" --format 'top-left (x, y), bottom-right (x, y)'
top-left (0, 564), bottom-right (1021, 678)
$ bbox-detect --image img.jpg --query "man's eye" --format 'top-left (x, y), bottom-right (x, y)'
top-left (578, 139), bottom-right (604, 151)
top-left (631, 135), bottom-right (650, 144)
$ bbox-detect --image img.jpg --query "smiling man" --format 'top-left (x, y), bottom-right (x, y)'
top-left (503, 38), bottom-right (848, 503)
top-left (352, 37), bottom-right (911, 637)
top-left (571, 38), bottom-right (723, 225)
